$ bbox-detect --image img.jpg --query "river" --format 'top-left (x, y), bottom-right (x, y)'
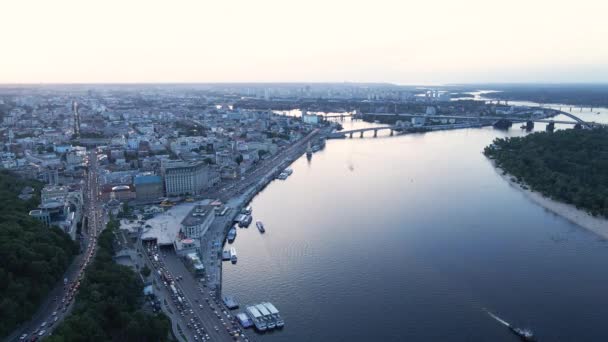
top-left (223, 105), bottom-right (608, 341)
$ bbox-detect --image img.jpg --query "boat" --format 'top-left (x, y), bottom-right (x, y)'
top-left (236, 312), bottom-right (253, 328)
top-left (284, 168), bottom-right (293, 175)
top-left (227, 227), bottom-right (237, 243)
top-left (230, 247), bottom-right (237, 263)
top-left (256, 221), bottom-right (265, 233)
top-left (242, 206), bottom-right (252, 215)
top-left (306, 141), bottom-right (313, 157)
top-left (222, 250), bottom-right (231, 261)
top-left (234, 214), bottom-right (247, 224)
top-left (255, 304), bottom-right (275, 329)
top-left (277, 172), bottom-right (289, 180)
top-left (263, 302), bottom-right (284, 328)
top-left (239, 214), bottom-right (252, 227)
top-left (485, 310), bottom-right (536, 341)
top-left (245, 306), bottom-right (267, 331)
top-left (223, 295), bottom-right (239, 309)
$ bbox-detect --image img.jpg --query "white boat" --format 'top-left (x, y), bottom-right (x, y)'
top-left (256, 221), bottom-right (265, 233)
top-left (239, 214), bottom-right (252, 227)
top-left (230, 247), bottom-right (237, 263)
top-left (242, 206), bottom-right (252, 215)
top-left (263, 302), bottom-right (284, 328)
top-left (255, 304), bottom-right (275, 329)
top-left (246, 306), bottom-right (267, 331)
top-left (222, 250), bottom-right (231, 261)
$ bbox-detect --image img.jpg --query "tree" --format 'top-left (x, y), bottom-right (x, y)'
top-left (484, 128), bottom-right (608, 217)
top-left (48, 219), bottom-right (170, 341)
top-left (140, 265), bottom-right (151, 278)
top-left (0, 171), bottom-right (77, 338)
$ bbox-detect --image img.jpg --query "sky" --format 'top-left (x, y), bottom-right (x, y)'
top-left (1, 0), bottom-right (607, 84)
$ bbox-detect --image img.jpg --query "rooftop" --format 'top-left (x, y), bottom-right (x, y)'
top-left (139, 199), bottom-right (213, 245)
top-left (134, 174), bottom-right (162, 185)
top-left (181, 205), bottom-right (215, 227)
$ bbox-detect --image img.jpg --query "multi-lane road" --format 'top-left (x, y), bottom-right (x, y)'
top-left (138, 240), bottom-right (250, 342)
top-left (7, 150), bottom-right (105, 342)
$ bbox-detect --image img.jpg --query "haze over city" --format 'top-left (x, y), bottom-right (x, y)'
top-left (2, 0), bottom-right (608, 84)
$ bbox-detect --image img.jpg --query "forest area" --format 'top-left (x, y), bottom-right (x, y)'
top-left (0, 170), bottom-right (78, 338)
top-left (484, 128), bottom-right (608, 218)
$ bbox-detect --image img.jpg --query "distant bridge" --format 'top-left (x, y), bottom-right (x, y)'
top-left (360, 110), bottom-right (601, 128)
top-left (337, 126), bottom-right (396, 138)
top-left (331, 110), bottom-right (606, 138)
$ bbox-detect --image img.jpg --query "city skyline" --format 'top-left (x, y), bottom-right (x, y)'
top-left (2, 0), bottom-right (607, 84)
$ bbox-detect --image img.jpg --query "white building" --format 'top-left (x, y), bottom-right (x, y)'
top-left (181, 205), bottom-right (215, 239)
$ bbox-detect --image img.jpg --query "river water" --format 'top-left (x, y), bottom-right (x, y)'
top-left (223, 105), bottom-right (608, 341)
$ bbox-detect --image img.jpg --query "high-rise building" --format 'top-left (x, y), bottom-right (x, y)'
top-left (72, 101), bottom-right (81, 137)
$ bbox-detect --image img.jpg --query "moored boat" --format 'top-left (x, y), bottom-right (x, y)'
top-left (227, 227), bottom-right (237, 243)
top-left (230, 247), bottom-right (237, 263)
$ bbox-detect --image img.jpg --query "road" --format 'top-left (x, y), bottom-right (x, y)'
top-left (6, 150), bottom-right (106, 342)
top-left (138, 240), bottom-right (249, 342)
top-left (206, 128), bottom-right (323, 202)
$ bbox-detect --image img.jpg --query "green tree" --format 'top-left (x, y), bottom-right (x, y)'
top-left (140, 265), bottom-right (151, 278)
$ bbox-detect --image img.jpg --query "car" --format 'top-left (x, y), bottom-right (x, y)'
top-left (19, 333), bottom-right (28, 341)
top-left (52, 311), bottom-right (57, 316)
top-left (40, 322), bottom-right (47, 328)
top-left (37, 330), bottom-right (45, 337)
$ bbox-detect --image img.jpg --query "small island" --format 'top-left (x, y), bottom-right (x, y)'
top-left (484, 128), bottom-right (608, 233)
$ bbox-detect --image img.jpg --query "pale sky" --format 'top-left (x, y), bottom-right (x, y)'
top-left (1, 0), bottom-right (607, 84)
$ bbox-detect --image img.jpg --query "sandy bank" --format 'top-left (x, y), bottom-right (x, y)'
top-left (491, 162), bottom-right (608, 239)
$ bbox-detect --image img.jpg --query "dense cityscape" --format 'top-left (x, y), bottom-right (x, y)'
top-left (2, 0), bottom-right (608, 341)
top-left (1, 82), bottom-right (607, 341)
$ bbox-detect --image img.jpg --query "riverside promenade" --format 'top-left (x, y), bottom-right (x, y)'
top-left (200, 127), bottom-right (325, 295)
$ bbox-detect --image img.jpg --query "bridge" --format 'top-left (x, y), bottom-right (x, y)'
top-left (360, 110), bottom-right (600, 128)
top-left (331, 109), bottom-right (605, 138)
top-left (336, 126), bottom-right (396, 138)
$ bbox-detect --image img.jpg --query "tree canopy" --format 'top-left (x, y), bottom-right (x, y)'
top-left (47, 219), bottom-right (169, 342)
top-left (484, 128), bottom-right (608, 217)
top-left (0, 170), bottom-right (78, 338)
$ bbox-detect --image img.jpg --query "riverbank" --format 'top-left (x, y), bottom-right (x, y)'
top-left (491, 161), bottom-right (608, 239)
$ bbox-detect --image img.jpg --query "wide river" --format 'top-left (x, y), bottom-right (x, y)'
top-left (223, 104), bottom-right (608, 341)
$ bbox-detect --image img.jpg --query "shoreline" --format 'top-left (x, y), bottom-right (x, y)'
top-left (490, 161), bottom-right (608, 239)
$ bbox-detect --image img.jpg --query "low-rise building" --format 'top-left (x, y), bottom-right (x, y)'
top-left (134, 174), bottom-right (163, 202)
top-left (181, 204), bottom-right (215, 239)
